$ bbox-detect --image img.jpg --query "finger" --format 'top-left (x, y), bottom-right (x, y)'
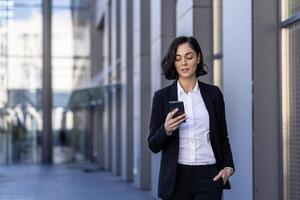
top-left (167, 116), bottom-right (186, 133)
top-left (173, 113), bottom-right (186, 122)
top-left (222, 176), bottom-right (227, 185)
top-left (166, 108), bottom-right (178, 120)
top-left (166, 111), bottom-right (174, 121)
top-left (213, 174), bottom-right (222, 181)
top-left (225, 167), bottom-right (234, 176)
top-left (166, 113), bottom-right (171, 121)
top-left (222, 174), bottom-right (226, 179)
top-left (167, 114), bottom-right (181, 125)
top-left (170, 108), bottom-right (179, 116)
top-left (169, 125), bottom-right (177, 132)
top-left (213, 171), bottom-right (224, 181)
top-left (168, 116), bottom-right (185, 127)
top-left (169, 117), bottom-right (186, 128)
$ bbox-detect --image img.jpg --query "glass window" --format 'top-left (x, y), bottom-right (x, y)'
top-left (13, 0), bottom-right (41, 5)
top-left (213, 0), bottom-right (223, 88)
top-left (0, 0), bottom-right (91, 164)
top-left (52, 0), bottom-right (70, 7)
top-left (52, 0), bottom-right (90, 163)
top-left (282, 21), bottom-right (300, 200)
top-left (281, 1), bottom-right (300, 199)
top-left (0, 0), bottom-right (42, 164)
top-left (288, 0), bottom-right (300, 17)
top-left (282, 0), bottom-right (300, 20)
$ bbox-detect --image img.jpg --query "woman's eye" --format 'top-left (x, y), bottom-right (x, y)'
top-left (175, 57), bottom-right (181, 61)
top-left (186, 56), bottom-right (193, 60)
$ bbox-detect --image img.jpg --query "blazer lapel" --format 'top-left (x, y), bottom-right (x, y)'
top-left (198, 81), bottom-right (216, 140)
top-left (169, 80), bottom-right (178, 102)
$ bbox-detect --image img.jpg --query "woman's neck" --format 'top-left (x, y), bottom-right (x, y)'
top-left (178, 77), bottom-right (197, 93)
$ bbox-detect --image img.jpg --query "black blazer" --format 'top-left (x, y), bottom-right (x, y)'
top-left (148, 80), bottom-right (235, 200)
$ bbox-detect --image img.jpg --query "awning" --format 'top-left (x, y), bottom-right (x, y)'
top-left (67, 83), bottom-right (121, 110)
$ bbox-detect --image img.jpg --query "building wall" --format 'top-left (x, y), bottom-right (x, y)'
top-left (252, 0), bottom-right (281, 199)
top-left (87, 0), bottom-right (284, 199)
top-left (176, 0), bottom-right (213, 84)
top-left (132, 0), bottom-right (152, 189)
top-left (223, 0), bottom-right (253, 199)
top-left (102, 2), bottom-right (112, 171)
top-left (110, 0), bottom-right (121, 176)
top-left (90, 0), bottom-right (105, 167)
top-left (120, 0), bottom-right (134, 182)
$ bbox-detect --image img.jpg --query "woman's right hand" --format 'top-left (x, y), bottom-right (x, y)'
top-left (164, 108), bottom-right (186, 135)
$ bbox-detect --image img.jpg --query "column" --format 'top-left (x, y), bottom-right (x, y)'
top-left (120, 0), bottom-right (134, 181)
top-left (133, 0), bottom-right (151, 189)
top-left (111, 0), bottom-right (121, 175)
top-left (103, 2), bottom-right (112, 171)
top-left (176, 0), bottom-right (213, 83)
top-left (42, 0), bottom-right (53, 164)
top-left (90, 0), bottom-right (105, 167)
top-left (150, 0), bottom-right (176, 196)
top-left (223, 0), bottom-right (253, 199)
top-left (252, 0), bottom-right (280, 198)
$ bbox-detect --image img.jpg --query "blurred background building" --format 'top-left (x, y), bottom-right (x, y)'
top-left (0, 0), bottom-right (299, 200)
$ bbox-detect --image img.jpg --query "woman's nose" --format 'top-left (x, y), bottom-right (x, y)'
top-left (181, 58), bottom-right (187, 65)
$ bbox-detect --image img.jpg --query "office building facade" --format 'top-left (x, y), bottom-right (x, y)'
top-left (69, 0), bottom-right (300, 199)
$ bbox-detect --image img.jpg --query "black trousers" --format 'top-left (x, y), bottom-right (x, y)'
top-left (170, 164), bottom-right (223, 200)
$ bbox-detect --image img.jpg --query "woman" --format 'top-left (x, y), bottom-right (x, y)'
top-left (148, 36), bottom-right (235, 200)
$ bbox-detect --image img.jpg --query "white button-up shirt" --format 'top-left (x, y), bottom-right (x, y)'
top-left (177, 80), bottom-right (216, 165)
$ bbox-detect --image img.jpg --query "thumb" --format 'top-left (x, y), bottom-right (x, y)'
top-left (213, 171), bottom-right (223, 181)
top-left (168, 108), bottom-right (178, 119)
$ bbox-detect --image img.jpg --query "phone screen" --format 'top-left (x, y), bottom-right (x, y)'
top-left (169, 101), bottom-right (186, 122)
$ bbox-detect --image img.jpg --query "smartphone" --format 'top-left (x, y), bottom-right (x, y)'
top-left (169, 101), bottom-right (186, 122)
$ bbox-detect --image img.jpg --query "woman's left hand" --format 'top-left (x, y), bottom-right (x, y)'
top-left (213, 167), bottom-right (234, 185)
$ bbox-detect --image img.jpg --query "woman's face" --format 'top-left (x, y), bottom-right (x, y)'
top-left (174, 42), bottom-right (200, 80)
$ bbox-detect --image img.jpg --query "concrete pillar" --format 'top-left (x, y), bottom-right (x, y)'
top-left (223, 0), bottom-right (253, 199)
top-left (120, 0), bottom-right (134, 181)
top-left (104, 91), bottom-right (112, 170)
top-left (42, 0), bottom-right (53, 164)
top-left (98, 107), bottom-right (105, 167)
top-left (150, 0), bottom-right (176, 196)
top-left (176, 0), bottom-right (213, 83)
top-left (90, 0), bottom-right (103, 76)
top-left (103, 2), bottom-right (112, 171)
top-left (252, 0), bottom-right (281, 199)
top-left (85, 109), bottom-right (93, 160)
top-left (111, 0), bottom-right (121, 175)
top-left (133, 0), bottom-right (151, 189)
top-left (90, 0), bottom-right (104, 167)
top-left (91, 108), bottom-right (97, 162)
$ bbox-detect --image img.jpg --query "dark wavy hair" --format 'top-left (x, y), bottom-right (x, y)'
top-left (161, 36), bottom-right (207, 80)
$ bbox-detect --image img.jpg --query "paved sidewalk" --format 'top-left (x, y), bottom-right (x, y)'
top-left (0, 164), bottom-right (155, 200)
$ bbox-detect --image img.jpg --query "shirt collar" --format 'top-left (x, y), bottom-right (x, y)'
top-left (177, 80), bottom-right (199, 96)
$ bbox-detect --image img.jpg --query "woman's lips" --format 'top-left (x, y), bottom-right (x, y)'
top-left (181, 68), bottom-right (189, 73)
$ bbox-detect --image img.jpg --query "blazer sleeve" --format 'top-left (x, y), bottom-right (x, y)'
top-left (148, 92), bottom-right (170, 153)
top-left (216, 87), bottom-right (235, 171)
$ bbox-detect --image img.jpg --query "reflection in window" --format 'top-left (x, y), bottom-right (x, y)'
top-left (213, 0), bottom-right (223, 88)
top-left (281, 0), bottom-right (300, 197)
top-left (288, 0), bottom-right (300, 18)
top-left (0, 0), bottom-right (90, 164)
top-left (283, 21), bottom-right (300, 200)
top-left (0, 0), bottom-right (42, 164)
